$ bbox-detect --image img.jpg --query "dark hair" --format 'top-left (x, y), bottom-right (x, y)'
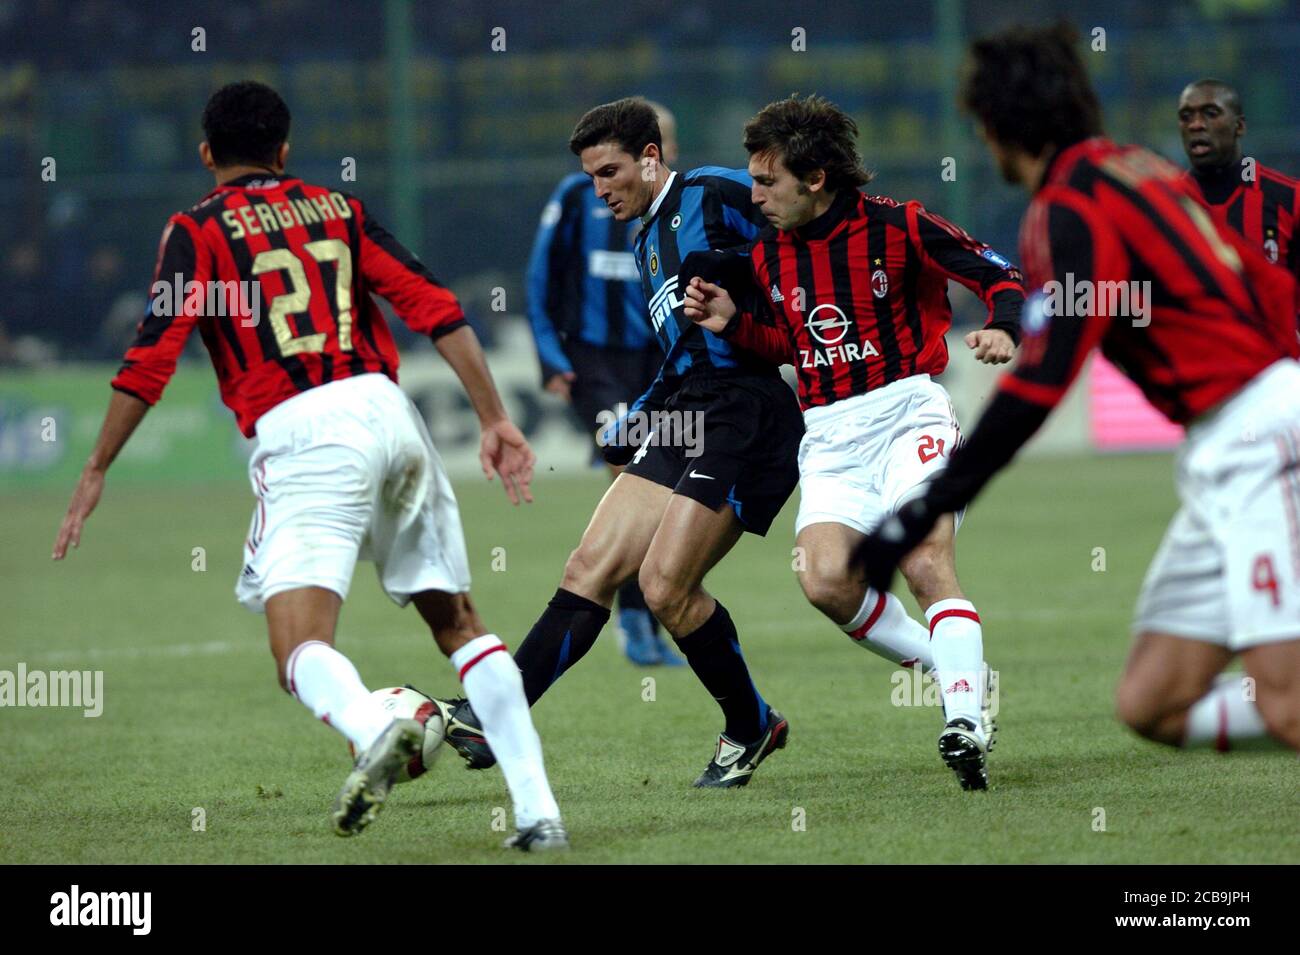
top-left (1184, 77), bottom-right (1243, 117)
top-left (568, 97), bottom-right (661, 158)
top-left (960, 22), bottom-right (1103, 156)
top-left (742, 94), bottom-right (871, 191)
top-left (202, 81), bottom-right (291, 167)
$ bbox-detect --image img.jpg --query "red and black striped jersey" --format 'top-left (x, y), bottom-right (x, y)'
top-left (915, 137), bottom-right (1300, 520)
top-left (1005, 137), bottom-right (1298, 424)
top-left (720, 189), bottom-right (1024, 411)
top-left (112, 174), bottom-right (466, 437)
top-left (1184, 161), bottom-right (1300, 317)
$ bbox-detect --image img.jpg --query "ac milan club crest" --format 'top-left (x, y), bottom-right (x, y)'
top-left (871, 268), bottom-right (889, 298)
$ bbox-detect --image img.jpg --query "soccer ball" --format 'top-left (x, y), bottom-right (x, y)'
top-left (348, 685), bottom-right (446, 782)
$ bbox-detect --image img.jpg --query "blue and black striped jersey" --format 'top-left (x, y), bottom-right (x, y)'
top-left (525, 172), bottom-right (654, 382)
top-left (633, 166), bottom-right (771, 378)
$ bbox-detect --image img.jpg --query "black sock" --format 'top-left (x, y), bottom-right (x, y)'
top-left (512, 588), bottom-right (610, 706)
top-left (673, 601), bottom-right (769, 743)
top-left (616, 579), bottom-right (648, 612)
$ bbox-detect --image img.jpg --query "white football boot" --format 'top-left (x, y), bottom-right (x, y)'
top-left (332, 718), bottom-right (422, 836)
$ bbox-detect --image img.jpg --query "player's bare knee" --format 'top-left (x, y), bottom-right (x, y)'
top-left (899, 545), bottom-right (956, 607)
top-left (1114, 674), bottom-right (1161, 737)
top-left (638, 564), bottom-right (689, 629)
top-left (799, 567), bottom-right (858, 623)
top-left (1254, 686), bottom-right (1300, 748)
top-left (561, 541), bottom-right (625, 599)
top-left (559, 545), bottom-right (592, 590)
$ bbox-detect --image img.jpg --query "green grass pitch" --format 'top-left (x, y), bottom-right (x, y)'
top-left (3, 452), bottom-right (1296, 864)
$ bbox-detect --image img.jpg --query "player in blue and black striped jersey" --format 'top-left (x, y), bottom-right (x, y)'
top-left (524, 102), bottom-right (683, 668)
top-left (449, 98), bottom-right (803, 788)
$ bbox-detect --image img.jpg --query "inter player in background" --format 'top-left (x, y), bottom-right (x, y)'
top-left (524, 101), bottom-right (683, 667)
top-left (857, 24), bottom-right (1300, 754)
top-left (1177, 79), bottom-right (1300, 324)
top-left (684, 95), bottom-right (1023, 789)
top-left (450, 98), bottom-right (803, 788)
top-left (51, 81), bottom-right (568, 849)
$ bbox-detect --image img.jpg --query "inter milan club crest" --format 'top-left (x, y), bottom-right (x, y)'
top-left (871, 268), bottom-right (889, 298)
top-left (649, 250), bottom-right (659, 275)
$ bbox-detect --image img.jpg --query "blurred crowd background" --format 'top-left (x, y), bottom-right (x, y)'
top-left (2, 0), bottom-right (1299, 365)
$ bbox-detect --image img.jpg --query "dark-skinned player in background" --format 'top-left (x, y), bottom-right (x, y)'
top-left (1177, 78), bottom-right (1300, 325)
top-left (857, 24), bottom-right (1300, 755)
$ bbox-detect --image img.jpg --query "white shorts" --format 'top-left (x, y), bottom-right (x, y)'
top-left (235, 374), bottom-right (472, 613)
top-left (1134, 359), bottom-right (1300, 650)
top-left (795, 374), bottom-right (964, 537)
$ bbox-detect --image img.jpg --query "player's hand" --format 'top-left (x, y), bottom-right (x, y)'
top-left (964, 328), bottom-right (1016, 364)
top-left (682, 277), bottom-right (737, 334)
top-left (53, 465), bottom-right (106, 560)
top-left (544, 371), bottom-right (576, 402)
top-left (479, 417), bottom-right (535, 505)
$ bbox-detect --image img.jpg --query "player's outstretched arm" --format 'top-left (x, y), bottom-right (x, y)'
top-left (53, 389), bottom-right (150, 559)
top-left (434, 325), bottom-right (535, 505)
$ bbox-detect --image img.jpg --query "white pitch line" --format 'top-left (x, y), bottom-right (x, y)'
top-left (7, 640), bottom-right (250, 664)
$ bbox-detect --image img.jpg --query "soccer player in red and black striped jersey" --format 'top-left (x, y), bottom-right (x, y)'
top-left (1178, 79), bottom-right (1300, 323)
top-left (683, 94), bottom-right (1024, 790)
top-left (857, 24), bottom-right (1300, 755)
top-left (51, 81), bottom-right (569, 848)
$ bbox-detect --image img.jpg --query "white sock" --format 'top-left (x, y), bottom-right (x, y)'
top-left (1184, 674), bottom-right (1282, 751)
top-left (926, 599), bottom-right (984, 729)
top-left (843, 588), bottom-right (934, 671)
top-left (287, 640), bottom-right (390, 752)
top-left (452, 634), bottom-right (561, 829)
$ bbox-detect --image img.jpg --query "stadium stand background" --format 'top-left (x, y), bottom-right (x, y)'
top-left (2, 0), bottom-right (1298, 365)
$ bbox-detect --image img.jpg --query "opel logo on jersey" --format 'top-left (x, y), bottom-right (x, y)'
top-left (871, 269), bottom-right (889, 298)
top-left (806, 303), bottom-right (851, 345)
top-left (649, 251), bottom-right (659, 275)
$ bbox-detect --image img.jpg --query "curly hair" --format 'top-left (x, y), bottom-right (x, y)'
top-left (960, 22), bottom-right (1103, 157)
top-left (742, 94), bottom-right (871, 191)
top-left (568, 97), bottom-right (662, 158)
top-left (201, 81), bottom-right (291, 168)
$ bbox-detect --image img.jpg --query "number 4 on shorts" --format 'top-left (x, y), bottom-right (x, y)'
top-left (1252, 553), bottom-right (1280, 608)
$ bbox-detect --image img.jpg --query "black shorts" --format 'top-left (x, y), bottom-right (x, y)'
top-left (566, 340), bottom-right (662, 457)
top-left (625, 370), bottom-right (804, 536)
